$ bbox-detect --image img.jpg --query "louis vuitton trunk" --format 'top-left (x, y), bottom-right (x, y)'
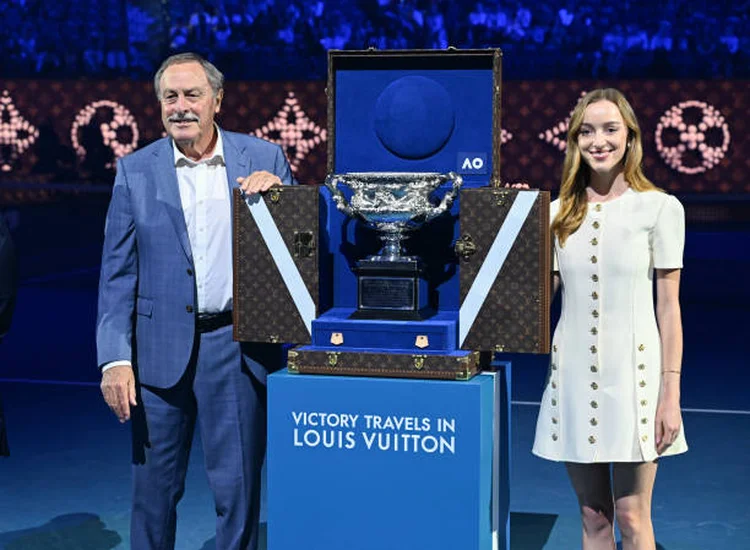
top-left (288, 346), bottom-right (482, 381)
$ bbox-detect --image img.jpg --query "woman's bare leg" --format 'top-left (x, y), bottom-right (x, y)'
top-left (566, 462), bottom-right (617, 550)
top-left (612, 461), bottom-right (658, 550)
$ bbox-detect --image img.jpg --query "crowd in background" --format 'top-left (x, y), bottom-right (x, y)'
top-left (1, 0), bottom-right (747, 79)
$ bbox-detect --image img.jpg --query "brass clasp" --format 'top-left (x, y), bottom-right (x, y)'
top-left (287, 350), bottom-right (299, 372)
top-left (454, 234), bottom-right (477, 261)
top-left (492, 189), bottom-right (510, 207)
top-left (293, 231), bottom-right (316, 258)
top-left (267, 187), bottom-right (282, 204)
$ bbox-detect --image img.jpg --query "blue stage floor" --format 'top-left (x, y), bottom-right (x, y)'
top-left (0, 379), bottom-right (748, 549)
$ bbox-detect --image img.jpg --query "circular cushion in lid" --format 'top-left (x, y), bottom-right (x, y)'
top-left (374, 76), bottom-right (455, 160)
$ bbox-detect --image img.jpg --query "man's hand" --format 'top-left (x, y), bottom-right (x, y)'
top-left (237, 170), bottom-right (282, 195)
top-left (101, 365), bottom-right (137, 423)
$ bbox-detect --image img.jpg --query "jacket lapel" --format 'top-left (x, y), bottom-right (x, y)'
top-left (222, 130), bottom-right (250, 198)
top-left (222, 130), bottom-right (250, 234)
top-left (153, 138), bottom-right (193, 262)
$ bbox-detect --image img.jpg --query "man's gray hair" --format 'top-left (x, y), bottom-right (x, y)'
top-left (153, 53), bottom-right (224, 100)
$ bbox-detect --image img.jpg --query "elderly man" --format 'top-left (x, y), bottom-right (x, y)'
top-left (97, 52), bottom-right (294, 549)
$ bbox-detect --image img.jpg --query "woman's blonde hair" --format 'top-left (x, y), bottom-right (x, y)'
top-left (552, 88), bottom-right (660, 246)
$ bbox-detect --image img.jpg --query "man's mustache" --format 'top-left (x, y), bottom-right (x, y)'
top-left (168, 113), bottom-right (200, 123)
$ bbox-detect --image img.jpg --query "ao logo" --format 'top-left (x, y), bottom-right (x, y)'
top-left (457, 152), bottom-right (488, 174)
top-left (462, 157), bottom-right (484, 170)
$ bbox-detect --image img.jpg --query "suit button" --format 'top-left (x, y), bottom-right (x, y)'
top-left (187, 268), bottom-right (194, 276)
top-left (186, 305), bottom-right (194, 313)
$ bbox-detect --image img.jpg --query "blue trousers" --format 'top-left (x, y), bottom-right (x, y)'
top-left (130, 324), bottom-right (266, 550)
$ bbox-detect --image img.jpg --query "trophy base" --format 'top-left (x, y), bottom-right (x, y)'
top-left (353, 258), bottom-right (431, 321)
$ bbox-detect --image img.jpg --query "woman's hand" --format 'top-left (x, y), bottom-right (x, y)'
top-left (655, 396), bottom-right (682, 455)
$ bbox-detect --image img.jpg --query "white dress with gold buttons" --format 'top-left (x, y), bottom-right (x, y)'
top-left (533, 188), bottom-right (688, 463)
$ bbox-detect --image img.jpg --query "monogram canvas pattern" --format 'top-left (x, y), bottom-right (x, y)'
top-left (233, 187), bottom-right (319, 344)
top-left (289, 348), bottom-right (480, 380)
top-left (0, 79), bottom-right (743, 200)
top-left (459, 188), bottom-right (551, 353)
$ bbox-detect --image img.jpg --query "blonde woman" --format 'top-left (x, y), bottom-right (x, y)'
top-left (532, 88), bottom-right (687, 550)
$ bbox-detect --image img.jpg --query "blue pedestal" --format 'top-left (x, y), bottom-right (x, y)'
top-left (267, 366), bottom-right (510, 550)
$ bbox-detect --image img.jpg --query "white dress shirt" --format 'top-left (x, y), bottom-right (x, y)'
top-left (173, 130), bottom-right (233, 314)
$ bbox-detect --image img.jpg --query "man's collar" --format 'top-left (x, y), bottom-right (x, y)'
top-left (173, 126), bottom-right (225, 167)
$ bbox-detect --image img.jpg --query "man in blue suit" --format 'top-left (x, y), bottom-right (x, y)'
top-left (96, 52), bottom-right (295, 550)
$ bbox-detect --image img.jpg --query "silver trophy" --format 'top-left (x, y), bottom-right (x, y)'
top-left (325, 172), bottom-right (463, 261)
top-left (324, 172), bottom-right (463, 319)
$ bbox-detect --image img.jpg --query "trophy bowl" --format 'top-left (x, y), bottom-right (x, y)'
top-left (324, 171), bottom-right (463, 320)
top-left (324, 171), bottom-right (463, 261)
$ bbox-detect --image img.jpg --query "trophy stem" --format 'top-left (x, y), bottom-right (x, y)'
top-left (379, 233), bottom-right (406, 261)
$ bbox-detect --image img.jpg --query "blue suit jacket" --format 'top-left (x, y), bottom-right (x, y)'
top-left (96, 130), bottom-right (294, 388)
